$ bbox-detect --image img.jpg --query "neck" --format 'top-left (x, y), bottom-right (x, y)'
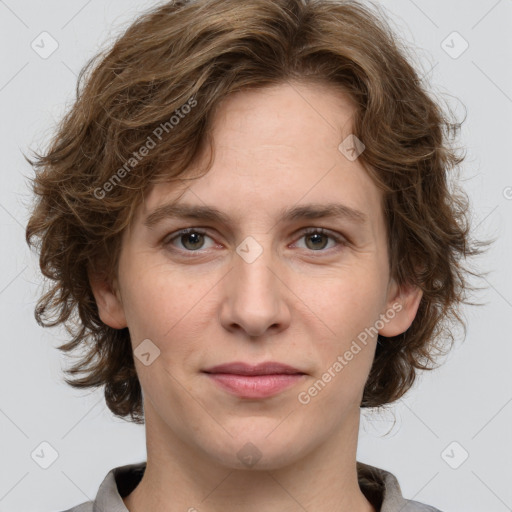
top-left (123, 403), bottom-right (376, 512)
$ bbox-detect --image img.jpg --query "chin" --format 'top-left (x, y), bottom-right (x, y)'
top-left (202, 429), bottom-right (312, 471)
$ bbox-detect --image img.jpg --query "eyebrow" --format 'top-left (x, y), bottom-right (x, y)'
top-left (143, 201), bottom-right (368, 229)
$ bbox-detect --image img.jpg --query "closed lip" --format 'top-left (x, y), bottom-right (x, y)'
top-left (202, 361), bottom-right (305, 375)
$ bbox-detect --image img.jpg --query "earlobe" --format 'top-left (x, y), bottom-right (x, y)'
top-left (88, 269), bottom-right (127, 330)
top-left (378, 279), bottom-right (423, 337)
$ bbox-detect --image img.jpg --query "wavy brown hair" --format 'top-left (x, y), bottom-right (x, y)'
top-left (24, 0), bottom-right (490, 424)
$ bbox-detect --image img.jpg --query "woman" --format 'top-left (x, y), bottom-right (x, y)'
top-left (25, 0), bottom-right (486, 510)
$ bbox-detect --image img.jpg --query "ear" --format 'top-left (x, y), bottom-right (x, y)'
top-left (88, 267), bottom-right (127, 330)
top-left (378, 278), bottom-right (423, 337)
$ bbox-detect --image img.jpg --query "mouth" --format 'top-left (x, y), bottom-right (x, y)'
top-left (202, 361), bottom-right (306, 399)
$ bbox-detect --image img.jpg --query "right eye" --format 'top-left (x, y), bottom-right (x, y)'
top-left (163, 228), bottom-right (218, 254)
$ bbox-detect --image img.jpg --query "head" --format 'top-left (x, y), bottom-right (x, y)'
top-left (25, 0), bottom-right (486, 466)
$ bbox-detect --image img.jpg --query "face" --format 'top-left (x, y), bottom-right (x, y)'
top-left (91, 81), bottom-right (422, 470)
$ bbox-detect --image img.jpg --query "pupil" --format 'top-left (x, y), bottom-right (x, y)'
top-left (184, 232), bottom-right (203, 249)
top-left (308, 233), bottom-right (327, 250)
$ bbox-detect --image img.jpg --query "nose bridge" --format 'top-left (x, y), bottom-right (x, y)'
top-left (220, 232), bottom-right (288, 336)
top-left (233, 233), bottom-right (277, 297)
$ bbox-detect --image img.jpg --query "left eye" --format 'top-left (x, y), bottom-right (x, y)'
top-left (163, 228), bottom-right (345, 254)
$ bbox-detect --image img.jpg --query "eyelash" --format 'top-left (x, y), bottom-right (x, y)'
top-left (162, 227), bottom-right (348, 257)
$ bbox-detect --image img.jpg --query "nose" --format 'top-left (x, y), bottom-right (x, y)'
top-left (218, 237), bottom-right (291, 339)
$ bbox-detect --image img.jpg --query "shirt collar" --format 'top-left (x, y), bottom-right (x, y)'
top-left (91, 460), bottom-right (439, 512)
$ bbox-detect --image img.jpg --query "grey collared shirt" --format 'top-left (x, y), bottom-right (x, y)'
top-left (58, 461), bottom-right (443, 512)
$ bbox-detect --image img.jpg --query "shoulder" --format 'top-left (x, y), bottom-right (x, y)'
top-left (52, 461), bottom-right (146, 512)
top-left (400, 500), bottom-right (444, 511)
top-left (356, 461), bottom-right (445, 512)
top-left (55, 502), bottom-right (93, 512)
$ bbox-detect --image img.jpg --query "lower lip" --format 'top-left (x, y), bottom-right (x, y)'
top-left (205, 373), bottom-right (305, 398)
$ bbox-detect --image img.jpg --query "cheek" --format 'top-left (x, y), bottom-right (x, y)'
top-left (302, 284), bottom-right (382, 410)
top-left (305, 266), bottom-right (387, 380)
top-left (119, 256), bottom-right (194, 332)
top-left (119, 259), bottom-right (219, 366)
top-left (304, 263), bottom-right (387, 334)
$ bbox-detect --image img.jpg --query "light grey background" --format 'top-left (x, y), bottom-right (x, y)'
top-left (0, 0), bottom-right (511, 511)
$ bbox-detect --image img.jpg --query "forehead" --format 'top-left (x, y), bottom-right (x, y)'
top-left (207, 80), bottom-right (359, 159)
top-left (137, 81), bottom-right (383, 233)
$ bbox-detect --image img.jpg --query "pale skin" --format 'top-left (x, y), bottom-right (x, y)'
top-left (89, 80), bottom-right (423, 512)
